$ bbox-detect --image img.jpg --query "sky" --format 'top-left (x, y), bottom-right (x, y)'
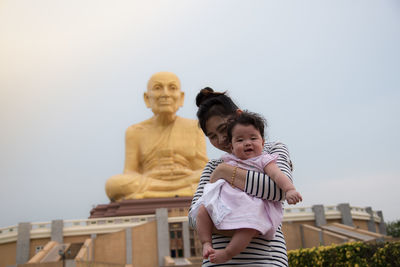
top-left (1, 0), bottom-right (399, 228)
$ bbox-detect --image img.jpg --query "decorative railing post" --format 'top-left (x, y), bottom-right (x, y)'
top-left (312, 204), bottom-right (327, 227)
top-left (125, 228), bottom-right (132, 264)
top-left (51, 220), bottom-right (64, 243)
top-left (365, 207), bottom-right (376, 232)
top-left (156, 208), bottom-right (169, 266)
top-left (16, 222), bottom-right (31, 265)
top-left (337, 203), bottom-right (353, 226)
top-left (377, 211), bottom-right (387, 235)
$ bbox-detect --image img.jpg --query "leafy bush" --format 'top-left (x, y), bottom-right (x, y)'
top-left (288, 241), bottom-right (400, 267)
top-left (386, 219), bottom-right (400, 238)
top-left (371, 242), bottom-right (400, 267)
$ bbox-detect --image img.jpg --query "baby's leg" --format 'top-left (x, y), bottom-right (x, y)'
top-left (196, 205), bottom-right (215, 259)
top-left (209, 228), bottom-right (258, 264)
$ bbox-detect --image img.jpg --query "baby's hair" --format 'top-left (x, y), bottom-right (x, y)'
top-left (226, 111), bottom-right (267, 142)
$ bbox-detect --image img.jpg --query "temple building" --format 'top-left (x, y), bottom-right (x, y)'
top-left (0, 202), bottom-right (390, 267)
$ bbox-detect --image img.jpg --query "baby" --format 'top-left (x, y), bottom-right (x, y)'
top-left (191, 111), bottom-right (302, 263)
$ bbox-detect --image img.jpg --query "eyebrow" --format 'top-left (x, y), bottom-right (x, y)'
top-left (216, 123), bottom-right (226, 132)
top-left (206, 132), bottom-right (213, 137)
top-left (206, 121), bottom-right (227, 137)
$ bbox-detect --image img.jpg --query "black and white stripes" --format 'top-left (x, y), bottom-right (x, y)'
top-left (188, 142), bottom-right (293, 266)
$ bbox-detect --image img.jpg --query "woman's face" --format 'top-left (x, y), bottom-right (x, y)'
top-left (205, 115), bottom-right (232, 153)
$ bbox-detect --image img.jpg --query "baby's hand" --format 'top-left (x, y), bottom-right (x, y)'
top-left (286, 189), bottom-right (302, 205)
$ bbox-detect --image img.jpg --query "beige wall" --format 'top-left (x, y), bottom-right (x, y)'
top-left (282, 218), bottom-right (368, 250)
top-left (375, 222), bottom-right (380, 233)
top-left (301, 225), bottom-right (322, 248)
top-left (353, 219), bottom-right (368, 230)
top-left (282, 221), bottom-right (316, 250)
top-left (323, 230), bottom-right (350, 245)
top-left (0, 242), bottom-right (16, 267)
top-left (94, 231), bottom-right (125, 264)
top-left (19, 262), bottom-right (62, 267)
top-left (326, 219), bottom-right (342, 224)
top-left (169, 208), bottom-right (189, 218)
top-left (131, 221), bottom-right (158, 267)
top-left (64, 235), bottom-right (91, 244)
top-left (76, 261), bottom-right (124, 267)
top-left (282, 221), bottom-right (301, 250)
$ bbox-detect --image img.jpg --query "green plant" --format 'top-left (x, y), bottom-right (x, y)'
top-left (288, 241), bottom-right (400, 267)
top-left (386, 219), bottom-right (400, 238)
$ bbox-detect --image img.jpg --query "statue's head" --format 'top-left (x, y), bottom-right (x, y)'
top-left (144, 72), bottom-right (185, 116)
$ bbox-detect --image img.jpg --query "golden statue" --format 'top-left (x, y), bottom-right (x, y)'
top-left (105, 72), bottom-right (208, 201)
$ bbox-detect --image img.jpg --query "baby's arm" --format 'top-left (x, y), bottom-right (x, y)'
top-left (264, 162), bottom-right (302, 204)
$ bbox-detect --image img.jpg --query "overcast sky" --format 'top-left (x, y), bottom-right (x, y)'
top-left (1, 0), bottom-right (399, 228)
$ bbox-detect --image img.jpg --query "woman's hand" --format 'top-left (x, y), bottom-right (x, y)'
top-left (210, 163), bottom-right (231, 183)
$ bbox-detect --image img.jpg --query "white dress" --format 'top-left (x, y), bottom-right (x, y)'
top-left (190, 152), bottom-right (283, 239)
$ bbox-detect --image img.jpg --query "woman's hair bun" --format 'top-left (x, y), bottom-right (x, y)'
top-left (195, 87), bottom-right (225, 107)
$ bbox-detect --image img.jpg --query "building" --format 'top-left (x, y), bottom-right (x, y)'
top-left (0, 203), bottom-right (389, 267)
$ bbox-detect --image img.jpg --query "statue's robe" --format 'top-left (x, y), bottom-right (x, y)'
top-left (106, 116), bottom-right (208, 201)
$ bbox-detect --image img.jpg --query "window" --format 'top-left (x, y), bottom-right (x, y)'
top-left (35, 246), bottom-right (44, 254)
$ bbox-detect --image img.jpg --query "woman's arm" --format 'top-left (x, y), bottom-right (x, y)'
top-left (188, 160), bottom-right (220, 229)
top-left (210, 142), bottom-right (293, 201)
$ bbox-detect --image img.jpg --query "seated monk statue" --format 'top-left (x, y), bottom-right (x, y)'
top-left (105, 72), bottom-right (208, 201)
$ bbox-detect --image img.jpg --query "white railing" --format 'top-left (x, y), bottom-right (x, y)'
top-left (283, 206), bottom-right (315, 222)
top-left (324, 205), bottom-right (342, 220)
top-left (284, 206), bottom-right (313, 213)
top-left (64, 215), bottom-right (156, 227)
top-left (0, 225), bottom-right (18, 235)
top-left (168, 216), bottom-right (189, 223)
top-left (0, 215), bottom-right (157, 244)
top-left (350, 206), bottom-right (381, 222)
top-left (0, 225), bottom-right (18, 244)
top-left (324, 205), bottom-right (339, 212)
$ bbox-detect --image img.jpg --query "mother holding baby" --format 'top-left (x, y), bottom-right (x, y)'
top-left (189, 87), bottom-right (294, 266)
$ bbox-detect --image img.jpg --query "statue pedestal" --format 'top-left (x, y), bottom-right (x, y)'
top-left (89, 197), bottom-right (193, 218)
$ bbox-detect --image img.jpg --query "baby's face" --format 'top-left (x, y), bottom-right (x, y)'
top-left (231, 124), bottom-right (264, 160)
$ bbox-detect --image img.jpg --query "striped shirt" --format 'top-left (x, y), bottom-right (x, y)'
top-left (189, 142), bottom-right (292, 267)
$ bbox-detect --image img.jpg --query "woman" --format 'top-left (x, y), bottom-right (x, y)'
top-left (189, 87), bottom-right (292, 266)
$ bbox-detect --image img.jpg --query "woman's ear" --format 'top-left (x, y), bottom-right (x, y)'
top-left (235, 109), bottom-right (243, 116)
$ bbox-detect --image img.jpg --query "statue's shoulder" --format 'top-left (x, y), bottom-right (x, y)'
top-left (176, 116), bottom-right (199, 126)
top-left (176, 117), bottom-right (202, 134)
top-left (126, 118), bottom-right (153, 133)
